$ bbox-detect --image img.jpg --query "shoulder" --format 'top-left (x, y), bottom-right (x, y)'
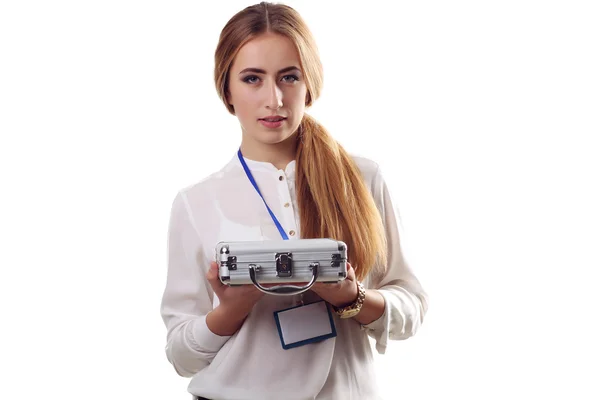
top-left (350, 154), bottom-right (380, 177)
top-left (348, 154), bottom-right (399, 211)
top-left (176, 156), bottom-right (241, 203)
top-left (349, 154), bottom-right (384, 190)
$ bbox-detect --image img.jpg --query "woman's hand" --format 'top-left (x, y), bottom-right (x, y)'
top-left (206, 261), bottom-right (264, 313)
top-left (310, 262), bottom-right (359, 308)
top-left (205, 261), bottom-right (265, 335)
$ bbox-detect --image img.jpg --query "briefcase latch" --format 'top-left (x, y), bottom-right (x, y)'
top-left (331, 253), bottom-right (343, 268)
top-left (226, 256), bottom-right (237, 271)
top-left (275, 252), bottom-right (293, 278)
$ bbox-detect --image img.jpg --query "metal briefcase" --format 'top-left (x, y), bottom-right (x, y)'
top-left (216, 238), bottom-right (348, 296)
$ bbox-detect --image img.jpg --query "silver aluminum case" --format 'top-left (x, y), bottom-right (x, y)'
top-left (216, 238), bottom-right (347, 288)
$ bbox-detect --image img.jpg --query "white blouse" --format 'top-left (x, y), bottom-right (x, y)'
top-left (160, 153), bottom-right (428, 400)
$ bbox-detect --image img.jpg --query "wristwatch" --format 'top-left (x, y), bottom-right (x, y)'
top-left (333, 281), bottom-right (366, 319)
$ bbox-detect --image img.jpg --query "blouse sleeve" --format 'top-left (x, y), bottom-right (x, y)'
top-left (360, 164), bottom-right (429, 354)
top-left (160, 191), bottom-right (231, 377)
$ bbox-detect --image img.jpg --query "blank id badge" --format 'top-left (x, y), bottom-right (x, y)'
top-left (274, 300), bottom-right (337, 350)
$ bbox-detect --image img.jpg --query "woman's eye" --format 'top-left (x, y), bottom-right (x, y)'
top-left (243, 75), bottom-right (259, 84)
top-left (282, 74), bottom-right (299, 83)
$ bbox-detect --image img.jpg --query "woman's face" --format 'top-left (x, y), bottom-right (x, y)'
top-left (227, 32), bottom-right (307, 148)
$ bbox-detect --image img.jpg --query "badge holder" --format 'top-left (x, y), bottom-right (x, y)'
top-left (273, 300), bottom-right (337, 350)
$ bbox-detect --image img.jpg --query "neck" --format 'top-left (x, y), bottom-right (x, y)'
top-left (240, 134), bottom-right (298, 170)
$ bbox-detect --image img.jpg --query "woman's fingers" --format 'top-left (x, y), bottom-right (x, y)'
top-left (346, 262), bottom-right (356, 281)
top-left (206, 261), bottom-right (224, 294)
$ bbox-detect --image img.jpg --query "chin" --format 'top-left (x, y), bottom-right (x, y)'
top-left (257, 131), bottom-right (296, 145)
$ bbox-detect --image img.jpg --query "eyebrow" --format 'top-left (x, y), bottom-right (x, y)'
top-left (238, 66), bottom-right (301, 75)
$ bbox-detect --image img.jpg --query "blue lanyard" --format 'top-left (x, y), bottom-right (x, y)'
top-left (238, 149), bottom-right (289, 240)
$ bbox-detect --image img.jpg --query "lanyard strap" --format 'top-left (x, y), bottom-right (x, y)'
top-left (238, 149), bottom-right (289, 240)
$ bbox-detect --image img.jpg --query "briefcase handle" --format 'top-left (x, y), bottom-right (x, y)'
top-left (248, 262), bottom-right (319, 296)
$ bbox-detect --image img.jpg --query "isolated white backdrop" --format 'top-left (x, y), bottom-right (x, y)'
top-left (1, 1), bottom-right (599, 399)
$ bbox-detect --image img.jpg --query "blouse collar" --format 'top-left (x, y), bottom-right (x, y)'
top-left (229, 153), bottom-right (297, 177)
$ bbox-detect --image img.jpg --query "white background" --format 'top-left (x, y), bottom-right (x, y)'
top-left (1, 1), bottom-right (599, 399)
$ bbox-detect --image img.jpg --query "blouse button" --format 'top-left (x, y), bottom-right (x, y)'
top-left (289, 230), bottom-right (296, 236)
top-left (284, 202), bottom-right (290, 208)
top-left (278, 176), bottom-right (284, 181)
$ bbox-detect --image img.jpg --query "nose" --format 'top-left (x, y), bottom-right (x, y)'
top-left (265, 79), bottom-right (283, 110)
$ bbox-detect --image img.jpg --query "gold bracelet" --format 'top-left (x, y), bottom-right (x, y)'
top-left (332, 281), bottom-right (366, 319)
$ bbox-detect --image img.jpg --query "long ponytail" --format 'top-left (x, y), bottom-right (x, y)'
top-left (296, 114), bottom-right (387, 281)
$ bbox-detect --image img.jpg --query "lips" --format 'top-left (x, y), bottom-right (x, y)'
top-left (260, 116), bottom-right (286, 122)
top-left (259, 117), bottom-right (286, 128)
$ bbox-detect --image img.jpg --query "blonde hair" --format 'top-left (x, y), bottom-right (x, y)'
top-left (214, 2), bottom-right (387, 280)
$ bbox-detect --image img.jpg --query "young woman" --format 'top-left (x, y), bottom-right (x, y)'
top-left (160, 2), bottom-right (428, 399)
